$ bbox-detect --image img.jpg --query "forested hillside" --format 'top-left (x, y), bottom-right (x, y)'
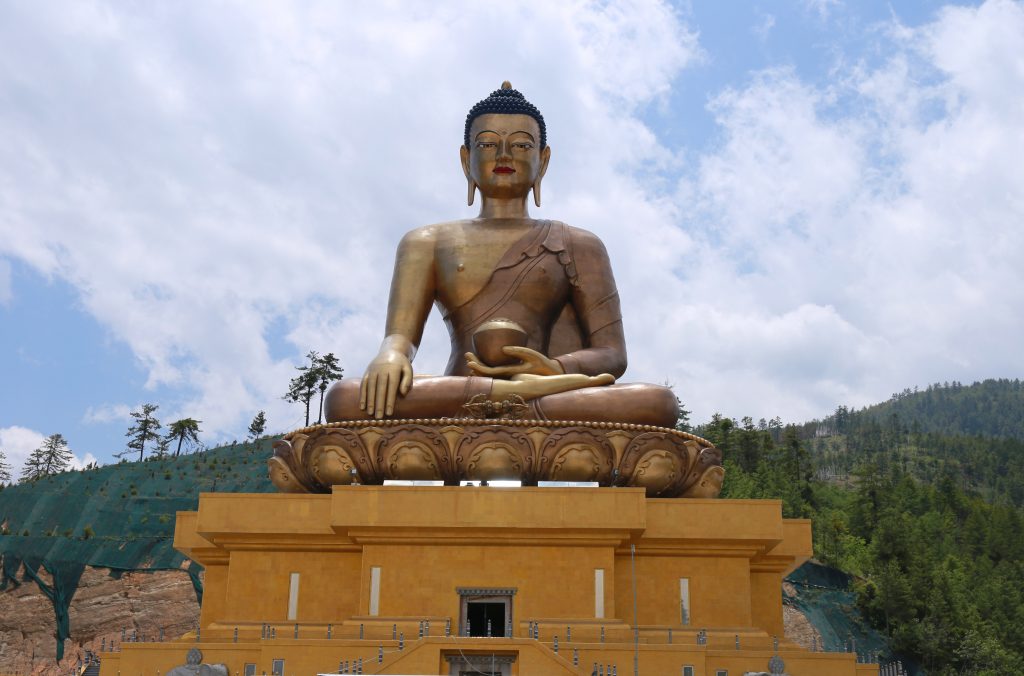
top-left (3, 380), bottom-right (1021, 674)
top-left (832, 379), bottom-right (1024, 440)
top-left (700, 379), bottom-right (1024, 675)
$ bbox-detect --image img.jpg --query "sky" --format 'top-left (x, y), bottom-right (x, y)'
top-left (1, 0), bottom-right (1022, 472)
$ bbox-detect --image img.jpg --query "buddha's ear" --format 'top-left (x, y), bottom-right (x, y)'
top-left (460, 145), bottom-right (476, 206)
top-left (534, 145), bottom-right (551, 208)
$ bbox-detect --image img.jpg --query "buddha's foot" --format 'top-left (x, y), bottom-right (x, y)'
top-left (269, 418), bottom-right (725, 499)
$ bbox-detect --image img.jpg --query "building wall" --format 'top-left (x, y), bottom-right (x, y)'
top-left (100, 488), bottom-right (875, 676)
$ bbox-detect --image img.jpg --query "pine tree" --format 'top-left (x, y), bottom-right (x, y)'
top-left (166, 418), bottom-right (202, 457)
top-left (0, 448), bottom-right (12, 484)
top-left (152, 435), bottom-right (171, 459)
top-left (21, 433), bottom-right (73, 481)
top-left (675, 399), bottom-right (692, 432)
top-left (284, 351), bottom-right (320, 426)
top-left (116, 404), bottom-right (162, 462)
top-left (313, 353), bottom-right (344, 424)
top-left (248, 411), bottom-right (267, 440)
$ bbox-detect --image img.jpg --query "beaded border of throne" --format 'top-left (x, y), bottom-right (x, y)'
top-left (281, 418), bottom-right (712, 447)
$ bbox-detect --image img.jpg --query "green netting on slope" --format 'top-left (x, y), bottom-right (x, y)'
top-left (785, 562), bottom-right (891, 659)
top-left (0, 437), bottom-right (277, 660)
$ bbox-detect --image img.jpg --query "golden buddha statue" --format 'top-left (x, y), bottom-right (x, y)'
top-left (271, 83), bottom-right (724, 498)
top-left (323, 82), bottom-right (678, 428)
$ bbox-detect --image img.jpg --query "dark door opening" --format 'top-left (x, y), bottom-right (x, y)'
top-left (467, 601), bottom-right (506, 637)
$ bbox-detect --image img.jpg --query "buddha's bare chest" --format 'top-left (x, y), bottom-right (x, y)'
top-left (434, 225), bottom-right (539, 309)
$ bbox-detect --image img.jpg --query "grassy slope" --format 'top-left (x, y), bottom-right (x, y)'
top-left (1, 437), bottom-right (276, 546)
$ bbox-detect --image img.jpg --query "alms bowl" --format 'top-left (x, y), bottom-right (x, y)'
top-left (472, 318), bottom-right (529, 367)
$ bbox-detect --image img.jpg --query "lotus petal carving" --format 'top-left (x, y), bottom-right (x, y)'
top-left (270, 419), bottom-right (723, 498)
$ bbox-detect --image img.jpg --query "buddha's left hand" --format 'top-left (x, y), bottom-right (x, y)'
top-left (465, 346), bottom-right (565, 378)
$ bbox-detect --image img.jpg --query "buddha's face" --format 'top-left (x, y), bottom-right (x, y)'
top-left (461, 113), bottom-right (550, 201)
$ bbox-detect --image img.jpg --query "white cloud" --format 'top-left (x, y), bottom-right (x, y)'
top-left (68, 452), bottom-right (99, 471)
top-left (803, 0), bottom-right (841, 21)
top-left (0, 1), bottom-right (701, 438)
top-left (667, 0), bottom-right (1024, 420)
top-left (0, 427), bottom-right (100, 480)
top-left (82, 403), bottom-right (133, 424)
top-left (752, 12), bottom-right (776, 41)
top-left (1, 0), bottom-right (1022, 437)
top-left (0, 258), bottom-right (10, 305)
top-left (0, 426), bottom-right (45, 478)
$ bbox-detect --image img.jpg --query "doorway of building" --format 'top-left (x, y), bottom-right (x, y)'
top-left (457, 587), bottom-right (516, 638)
top-left (466, 601), bottom-right (505, 637)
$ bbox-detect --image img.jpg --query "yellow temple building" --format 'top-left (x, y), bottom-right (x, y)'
top-left (99, 483), bottom-right (878, 675)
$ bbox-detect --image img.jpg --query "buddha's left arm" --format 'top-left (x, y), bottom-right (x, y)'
top-left (554, 229), bottom-right (628, 378)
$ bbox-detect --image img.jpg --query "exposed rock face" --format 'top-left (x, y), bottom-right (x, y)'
top-left (784, 604), bottom-right (822, 649)
top-left (0, 566), bottom-right (200, 675)
top-left (0, 568), bottom-right (56, 675)
top-left (783, 581), bottom-right (823, 650)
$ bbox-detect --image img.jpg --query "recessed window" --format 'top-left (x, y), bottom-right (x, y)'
top-left (272, 659), bottom-right (285, 676)
top-left (243, 665), bottom-right (255, 676)
top-left (287, 573), bottom-right (300, 621)
top-left (680, 577), bottom-right (691, 625)
top-left (682, 667), bottom-right (694, 676)
top-left (716, 670), bottom-right (728, 676)
top-left (369, 566), bottom-right (382, 616)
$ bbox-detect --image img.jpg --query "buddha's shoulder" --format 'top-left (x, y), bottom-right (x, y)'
top-left (398, 219), bottom-right (476, 244)
top-left (559, 222), bottom-right (609, 251)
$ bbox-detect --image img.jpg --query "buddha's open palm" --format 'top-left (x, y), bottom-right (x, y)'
top-left (360, 349), bottom-right (413, 418)
top-left (465, 346), bottom-right (564, 378)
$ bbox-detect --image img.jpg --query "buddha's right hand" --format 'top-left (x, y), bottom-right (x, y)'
top-left (360, 349), bottom-right (414, 418)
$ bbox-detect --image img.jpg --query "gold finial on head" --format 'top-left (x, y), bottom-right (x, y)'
top-left (501, 81), bottom-right (512, 90)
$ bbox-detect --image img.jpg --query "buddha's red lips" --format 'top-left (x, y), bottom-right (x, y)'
top-left (493, 167), bottom-right (515, 174)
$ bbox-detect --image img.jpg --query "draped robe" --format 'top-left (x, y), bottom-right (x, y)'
top-left (442, 220), bottom-right (627, 378)
top-left (325, 221), bottom-right (678, 427)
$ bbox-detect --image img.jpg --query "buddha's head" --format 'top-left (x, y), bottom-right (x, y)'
top-left (461, 81), bottom-right (551, 207)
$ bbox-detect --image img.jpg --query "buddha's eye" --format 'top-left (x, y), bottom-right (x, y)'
top-left (512, 142), bottom-right (534, 150)
top-left (476, 141), bottom-right (497, 149)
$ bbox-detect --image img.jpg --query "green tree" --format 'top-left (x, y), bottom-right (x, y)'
top-left (117, 403), bottom-right (162, 462)
top-left (152, 435), bottom-right (172, 459)
top-left (780, 425), bottom-right (813, 510)
top-left (21, 433), bottom-right (73, 481)
top-left (701, 413), bottom-right (735, 451)
top-left (248, 411), bottom-right (267, 440)
top-left (166, 418), bottom-right (202, 457)
top-left (675, 399), bottom-right (692, 432)
top-left (284, 351), bottom-right (320, 426)
top-left (313, 353), bottom-right (344, 424)
top-left (0, 448), bottom-right (11, 484)
top-left (735, 416), bottom-right (763, 472)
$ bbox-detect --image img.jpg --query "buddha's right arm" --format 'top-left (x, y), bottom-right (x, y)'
top-left (360, 228), bottom-right (437, 418)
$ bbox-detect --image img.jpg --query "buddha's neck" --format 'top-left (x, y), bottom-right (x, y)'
top-left (477, 196), bottom-right (531, 220)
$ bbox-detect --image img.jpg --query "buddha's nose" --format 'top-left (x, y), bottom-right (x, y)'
top-left (497, 139), bottom-right (512, 160)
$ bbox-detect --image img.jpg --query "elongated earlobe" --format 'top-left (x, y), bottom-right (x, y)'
top-left (467, 179), bottom-right (477, 206)
top-left (534, 145), bottom-right (550, 208)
